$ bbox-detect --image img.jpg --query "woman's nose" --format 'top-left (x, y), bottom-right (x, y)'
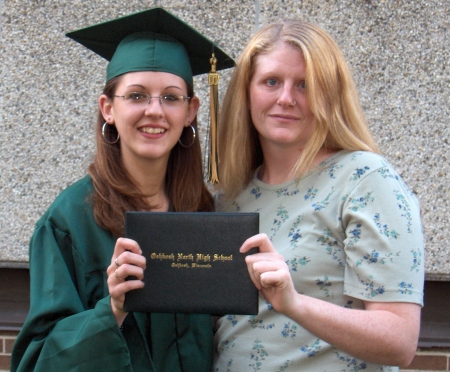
top-left (276, 87), bottom-right (296, 107)
top-left (144, 97), bottom-right (164, 115)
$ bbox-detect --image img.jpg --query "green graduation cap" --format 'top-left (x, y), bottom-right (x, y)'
top-left (66, 7), bottom-right (234, 183)
top-left (66, 7), bottom-right (235, 87)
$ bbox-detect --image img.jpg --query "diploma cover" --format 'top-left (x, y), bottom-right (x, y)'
top-left (124, 212), bottom-right (259, 315)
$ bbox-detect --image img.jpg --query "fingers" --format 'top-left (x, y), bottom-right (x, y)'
top-left (114, 250), bottom-right (146, 272)
top-left (114, 237), bottom-right (142, 257)
top-left (113, 261), bottom-right (146, 282)
top-left (241, 235), bottom-right (291, 289)
top-left (107, 260), bottom-right (145, 315)
top-left (106, 238), bottom-right (147, 325)
top-left (109, 269), bottom-right (145, 296)
top-left (246, 258), bottom-right (287, 290)
top-left (114, 267), bottom-right (122, 280)
top-left (240, 233), bottom-right (275, 254)
top-left (259, 268), bottom-right (292, 289)
top-left (107, 238), bottom-right (146, 308)
top-left (239, 235), bottom-right (298, 314)
top-left (107, 238), bottom-right (146, 278)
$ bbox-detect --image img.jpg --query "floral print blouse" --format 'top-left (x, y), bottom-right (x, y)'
top-left (213, 150), bottom-right (424, 372)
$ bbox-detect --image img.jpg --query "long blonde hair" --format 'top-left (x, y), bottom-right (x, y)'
top-left (218, 20), bottom-right (379, 199)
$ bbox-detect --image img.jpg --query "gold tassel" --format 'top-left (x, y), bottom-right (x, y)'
top-left (208, 53), bottom-right (220, 184)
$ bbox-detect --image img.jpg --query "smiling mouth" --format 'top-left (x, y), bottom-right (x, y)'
top-left (140, 127), bottom-right (166, 134)
top-left (271, 114), bottom-right (298, 120)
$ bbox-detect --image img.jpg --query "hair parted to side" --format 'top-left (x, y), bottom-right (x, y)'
top-left (89, 76), bottom-right (214, 237)
top-left (218, 20), bottom-right (380, 200)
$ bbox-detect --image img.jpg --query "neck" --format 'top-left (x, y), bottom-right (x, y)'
top-left (258, 147), bottom-right (336, 185)
top-left (123, 155), bottom-right (170, 211)
top-left (257, 143), bottom-right (302, 184)
top-left (257, 159), bottom-right (296, 185)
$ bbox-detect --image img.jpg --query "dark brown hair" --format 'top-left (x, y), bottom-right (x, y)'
top-left (89, 76), bottom-right (214, 237)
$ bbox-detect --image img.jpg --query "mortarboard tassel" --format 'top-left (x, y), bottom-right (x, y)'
top-left (207, 53), bottom-right (220, 184)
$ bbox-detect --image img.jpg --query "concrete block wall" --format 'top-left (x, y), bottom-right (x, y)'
top-left (1, 0), bottom-right (448, 276)
top-left (0, 0), bottom-right (448, 371)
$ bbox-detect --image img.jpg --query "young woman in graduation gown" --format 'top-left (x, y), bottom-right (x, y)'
top-left (11, 8), bottom-right (233, 372)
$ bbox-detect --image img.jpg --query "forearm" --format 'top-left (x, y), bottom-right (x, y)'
top-left (285, 293), bottom-right (420, 367)
top-left (242, 234), bottom-right (422, 367)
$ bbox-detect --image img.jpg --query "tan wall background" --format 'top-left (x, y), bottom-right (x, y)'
top-left (0, 0), bottom-right (448, 278)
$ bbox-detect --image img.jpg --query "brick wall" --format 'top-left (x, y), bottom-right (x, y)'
top-left (402, 348), bottom-right (450, 372)
top-left (0, 331), bottom-right (18, 372)
top-left (1, 331), bottom-right (449, 372)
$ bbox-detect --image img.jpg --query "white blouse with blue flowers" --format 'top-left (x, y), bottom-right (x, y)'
top-left (213, 150), bottom-right (424, 372)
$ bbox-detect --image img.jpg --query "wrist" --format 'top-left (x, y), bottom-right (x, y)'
top-left (110, 297), bottom-right (128, 327)
top-left (283, 291), bottom-right (304, 320)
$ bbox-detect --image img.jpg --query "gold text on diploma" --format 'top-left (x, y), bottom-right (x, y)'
top-left (151, 253), bottom-right (175, 261)
top-left (150, 252), bottom-right (234, 263)
top-left (213, 254), bottom-right (233, 261)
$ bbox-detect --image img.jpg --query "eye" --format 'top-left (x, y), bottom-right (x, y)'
top-left (161, 94), bottom-right (181, 102)
top-left (125, 92), bottom-right (148, 101)
top-left (298, 81), bottom-right (306, 90)
top-left (266, 78), bottom-right (278, 87)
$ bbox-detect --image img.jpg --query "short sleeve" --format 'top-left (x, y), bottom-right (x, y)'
top-left (341, 163), bottom-right (424, 305)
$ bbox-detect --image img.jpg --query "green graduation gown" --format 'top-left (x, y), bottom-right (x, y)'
top-left (11, 176), bottom-right (213, 371)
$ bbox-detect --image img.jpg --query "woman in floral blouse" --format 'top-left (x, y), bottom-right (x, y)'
top-left (213, 19), bottom-right (424, 372)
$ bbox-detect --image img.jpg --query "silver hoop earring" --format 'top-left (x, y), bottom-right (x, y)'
top-left (178, 124), bottom-right (196, 148)
top-left (102, 122), bottom-right (120, 144)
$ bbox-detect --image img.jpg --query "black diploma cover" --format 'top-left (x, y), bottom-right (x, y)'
top-left (124, 212), bottom-right (259, 315)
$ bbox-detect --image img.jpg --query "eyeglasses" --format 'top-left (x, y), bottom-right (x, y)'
top-left (114, 92), bottom-right (191, 108)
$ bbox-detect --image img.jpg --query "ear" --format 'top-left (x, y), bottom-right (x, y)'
top-left (185, 96), bottom-right (200, 127)
top-left (99, 94), bottom-right (114, 123)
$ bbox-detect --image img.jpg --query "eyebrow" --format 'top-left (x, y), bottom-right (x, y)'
top-left (126, 84), bottom-right (183, 91)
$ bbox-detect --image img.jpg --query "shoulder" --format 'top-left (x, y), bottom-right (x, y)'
top-left (326, 150), bottom-right (390, 170)
top-left (36, 175), bottom-right (94, 229)
top-left (331, 151), bottom-right (420, 213)
top-left (318, 150), bottom-right (418, 201)
top-left (47, 175), bottom-right (94, 212)
top-left (321, 150), bottom-right (402, 182)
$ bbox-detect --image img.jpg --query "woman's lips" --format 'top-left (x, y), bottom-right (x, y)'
top-left (140, 127), bottom-right (166, 134)
top-left (269, 113), bottom-right (299, 121)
